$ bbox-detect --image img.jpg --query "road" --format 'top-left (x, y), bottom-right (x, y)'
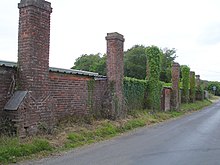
top-left (22, 100), bottom-right (220, 165)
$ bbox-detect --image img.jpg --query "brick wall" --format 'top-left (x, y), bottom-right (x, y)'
top-left (50, 72), bottom-right (92, 117)
top-left (0, 66), bottom-right (16, 116)
top-left (49, 72), bottom-right (107, 119)
top-left (0, 69), bottom-right (107, 136)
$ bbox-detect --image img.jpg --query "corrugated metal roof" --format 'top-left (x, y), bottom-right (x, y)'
top-left (0, 60), bottom-right (106, 78)
top-left (0, 60), bottom-right (17, 67)
top-left (49, 67), bottom-right (106, 78)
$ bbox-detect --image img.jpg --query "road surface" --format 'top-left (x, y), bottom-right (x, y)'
top-left (22, 100), bottom-right (220, 165)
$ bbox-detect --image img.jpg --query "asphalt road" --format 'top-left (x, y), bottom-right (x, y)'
top-left (22, 100), bottom-right (220, 165)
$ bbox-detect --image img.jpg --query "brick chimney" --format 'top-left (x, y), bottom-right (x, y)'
top-left (171, 62), bottom-right (180, 110)
top-left (106, 32), bottom-right (125, 118)
top-left (17, 0), bottom-right (52, 95)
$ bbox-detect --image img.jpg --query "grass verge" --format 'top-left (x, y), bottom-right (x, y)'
top-left (0, 99), bottom-right (213, 164)
top-left (0, 138), bottom-right (53, 164)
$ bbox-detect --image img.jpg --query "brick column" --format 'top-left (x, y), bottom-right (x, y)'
top-left (196, 75), bottom-right (200, 88)
top-left (195, 74), bottom-right (204, 100)
top-left (171, 62), bottom-right (180, 110)
top-left (14, 0), bottom-right (54, 136)
top-left (106, 32), bottom-right (125, 119)
top-left (18, 0), bottom-right (52, 94)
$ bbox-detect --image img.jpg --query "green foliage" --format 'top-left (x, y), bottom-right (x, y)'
top-left (0, 138), bottom-right (52, 164)
top-left (196, 87), bottom-right (205, 101)
top-left (72, 53), bottom-right (106, 75)
top-left (71, 45), bottom-right (176, 81)
top-left (189, 72), bottom-right (196, 103)
top-left (181, 65), bottom-right (190, 103)
top-left (95, 123), bottom-right (118, 138)
top-left (124, 45), bottom-right (147, 79)
top-left (146, 46), bottom-right (162, 110)
top-left (163, 82), bottom-right (172, 87)
top-left (205, 81), bottom-right (220, 96)
top-left (87, 80), bottom-right (95, 115)
top-left (180, 100), bottom-right (211, 111)
top-left (65, 123), bottom-right (118, 148)
top-left (160, 48), bottom-right (177, 82)
top-left (123, 77), bottom-right (147, 112)
top-left (121, 119), bottom-right (146, 131)
top-left (146, 46), bottom-right (161, 80)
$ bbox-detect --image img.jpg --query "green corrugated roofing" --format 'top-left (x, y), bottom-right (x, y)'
top-left (0, 60), bottom-right (106, 78)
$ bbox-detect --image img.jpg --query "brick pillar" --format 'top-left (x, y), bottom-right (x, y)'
top-left (18, 0), bottom-right (52, 94)
top-left (171, 62), bottom-right (180, 110)
top-left (15, 0), bottom-right (54, 136)
top-left (195, 74), bottom-right (204, 100)
top-left (106, 32), bottom-right (125, 119)
top-left (196, 75), bottom-right (200, 88)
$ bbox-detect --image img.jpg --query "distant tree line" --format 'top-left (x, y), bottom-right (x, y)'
top-left (72, 45), bottom-right (177, 83)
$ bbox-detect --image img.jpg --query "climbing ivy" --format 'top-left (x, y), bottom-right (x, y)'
top-left (87, 79), bottom-right (95, 114)
top-left (181, 65), bottom-right (190, 103)
top-left (146, 46), bottom-right (162, 111)
top-left (123, 77), bottom-right (147, 112)
top-left (189, 71), bottom-right (196, 103)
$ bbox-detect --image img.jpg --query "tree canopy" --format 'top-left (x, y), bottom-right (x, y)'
top-left (71, 45), bottom-right (177, 83)
top-left (71, 53), bottom-right (106, 76)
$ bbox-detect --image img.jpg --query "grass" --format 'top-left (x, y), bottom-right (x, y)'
top-left (0, 137), bottom-right (53, 164)
top-left (0, 99), bottom-right (214, 164)
top-left (180, 99), bottom-right (212, 112)
top-left (64, 100), bottom-right (212, 150)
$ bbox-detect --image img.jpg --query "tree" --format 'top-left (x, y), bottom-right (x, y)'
top-left (205, 81), bottom-right (220, 96)
top-left (160, 48), bottom-right (177, 83)
top-left (71, 46), bottom-right (177, 82)
top-left (72, 53), bottom-right (106, 75)
top-left (124, 45), bottom-right (147, 79)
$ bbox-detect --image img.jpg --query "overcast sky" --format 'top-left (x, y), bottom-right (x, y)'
top-left (0, 0), bottom-right (220, 81)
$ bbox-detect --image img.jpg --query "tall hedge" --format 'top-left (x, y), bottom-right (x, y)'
top-left (181, 65), bottom-right (190, 103)
top-left (123, 77), bottom-right (147, 112)
top-left (146, 46), bottom-right (162, 111)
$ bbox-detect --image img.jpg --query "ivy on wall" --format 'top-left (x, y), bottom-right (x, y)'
top-left (189, 72), bottom-right (196, 103)
top-left (87, 79), bottom-right (95, 116)
top-left (123, 77), bottom-right (147, 112)
top-left (181, 65), bottom-right (190, 103)
top-left (146, 46), bottom-right (162, 111)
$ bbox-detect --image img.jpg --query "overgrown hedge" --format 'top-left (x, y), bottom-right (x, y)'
top-left (181, 65), bottom-right (190, 103)
top-left (123, 77), bottom-right (147, 112)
